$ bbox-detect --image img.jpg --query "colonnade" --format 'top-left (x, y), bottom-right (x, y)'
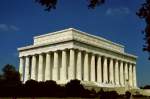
top-left (19, 49), bottom-right (137, 87)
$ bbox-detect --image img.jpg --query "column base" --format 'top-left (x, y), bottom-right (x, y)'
top-left (56, 80), bottom-right (70, 85)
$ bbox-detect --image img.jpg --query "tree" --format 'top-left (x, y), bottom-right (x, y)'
top-left (125, 91), bottom-right (131, 99)
top-left (2, 64), bottom-right (20, 81)
top-left (65, 79), bottom-right (85, 97)
top-left (141, 85), bottom-right (150, 89)
top-left (35, 0), bottom-right (104, 11)
top-left (137, 0), bottom-right (150, 60)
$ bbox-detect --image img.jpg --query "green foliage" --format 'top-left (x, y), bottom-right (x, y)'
top-left (0, 64), bottom-right (148, 98)
top-left (35, 0), bottom-right (57, 11)
top-left (140, 85), bottom-right (150, 89)
top-left (35, 0), bottom-right (105, 11)
top-left (2, 64), bottom-right (20, 81)
top-left (0, 77), bottom-right (118, 98)
top-left (98, 89), bottom-right (118, 99)
top-left (88, 0), bottom-right (105, 9)
top-left (65, 79), bottom-right (85, 97)
top-left (137, 0), bottom-right (150, 60)
top-left (125, 91), bottom-right (131, 99)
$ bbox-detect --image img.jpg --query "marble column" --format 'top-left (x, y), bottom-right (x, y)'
top-left (109, 58), bottom-right (114, 84)
top-left (38, 54), bottom-right (44, 81)
top-left (84, 52), bottom-right (89, 81)
top-left (91, 54), bottom-right (95, 81)
top-left (124, 63), bottom-right (129, 85)
top-left (133, 64), bottom-right (137, 87)
top-left (69, 49), bottom-right (75, 80)
top-left (129, 63), bottom-right (133, 87)
top-left (24, 56), bottom-right (30, 82)
top-left (31, 55), bottom-right (37, 80)
top-left (19, 57), bottom-right (24, 81)
top-left (115, 60), bottom-right (119, 85)
top-left (61, 50), bottom-right (67, 81)
top-left (76, 50), bottom-right (82, 80)
top-left (53, 51), bottom-right (59, 81)
top-left (45, 52), bottom-right (51, 81)
top-left (97, 55), bottom-right (102, 83)
top-left (120, 61), bottom-right (124, 86)
top-left (103, 56), bottom-right (108, 83)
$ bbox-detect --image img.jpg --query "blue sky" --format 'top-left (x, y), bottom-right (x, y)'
top-left (0, 0), bottom-right (149, 86)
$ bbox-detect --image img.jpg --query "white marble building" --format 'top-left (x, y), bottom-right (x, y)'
top-left (18, 28), bottom-right (137, 88)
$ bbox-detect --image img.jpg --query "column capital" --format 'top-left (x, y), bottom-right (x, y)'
top-left (131, 63), bottom-right (136, 66)
top-left (82, 50), bottom-right (87, 54)
top-left (19, 56), bottom-right (25, 58)
top-left (95, 54), bottom-right (103, 58)
top-left (39, 52), bottom-right (45, 55)
top-left (45, 51), bottom-right (52, 54)
top-left (102, 55), bottom-right (107, 58)
top-left (90, 53), bottom-right (96, 56)
top-left (118, 59), bottom-right (123, 62)
top-left (32, 53), bottom-right (36, 56)
top-left (114, 58), bottom-right (119, 62)
top-left (107, 57), bottom-right (113, 60)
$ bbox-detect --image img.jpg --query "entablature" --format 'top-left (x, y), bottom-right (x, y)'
top-left (18, 40), bottom-right (136, 64)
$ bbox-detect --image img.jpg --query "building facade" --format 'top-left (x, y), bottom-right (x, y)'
top-left (18, 28), bottom-right (137, 88)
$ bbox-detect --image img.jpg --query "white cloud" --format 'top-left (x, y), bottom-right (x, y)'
top-left (0, 24), bottom-right (20, 31)
top-left (10, 25), bottom-right (20, 31)
top-left (0, 24), bottom-right (9, 31)
top-left (106, 7), bottom-right (130, 16)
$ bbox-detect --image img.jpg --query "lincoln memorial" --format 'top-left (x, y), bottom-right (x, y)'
top-left (18, 28), bottom-right (137, 88)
